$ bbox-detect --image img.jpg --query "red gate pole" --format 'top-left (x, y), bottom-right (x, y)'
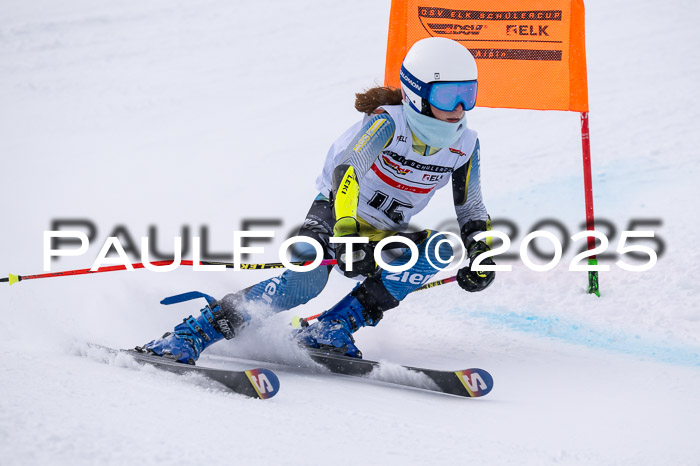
top-left (580, 111), bottom-right (600, 297)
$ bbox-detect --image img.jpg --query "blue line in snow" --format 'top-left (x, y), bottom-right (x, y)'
top-left (456, 308), bottom-right (700, 368)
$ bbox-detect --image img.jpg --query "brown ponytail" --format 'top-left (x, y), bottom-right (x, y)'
top-left (354, 86), bottom-right (403, 115)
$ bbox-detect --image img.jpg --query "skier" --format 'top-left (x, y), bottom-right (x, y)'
top-left (139, 37), bottom-right (496, 363)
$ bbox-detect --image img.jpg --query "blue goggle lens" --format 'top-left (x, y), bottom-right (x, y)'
top-left (428, 81), bottom-right (478, 112)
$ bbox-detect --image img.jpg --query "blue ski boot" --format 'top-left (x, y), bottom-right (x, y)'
top-left (138, 291), bottom-right (247, 365)
top-left (298, 277), bottom-right (399, 358)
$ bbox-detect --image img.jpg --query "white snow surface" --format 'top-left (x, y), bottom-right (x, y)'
top-left (2, 0), bottom-right (700, 465)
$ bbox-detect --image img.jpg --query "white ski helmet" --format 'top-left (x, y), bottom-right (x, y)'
top-left (400, 37), bottom-right (478, 116)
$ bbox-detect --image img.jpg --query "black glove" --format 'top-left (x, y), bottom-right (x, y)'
top-left (457, 240), bottom-right (495, 292)
top-left (335, 235), bottom-right (377, 278)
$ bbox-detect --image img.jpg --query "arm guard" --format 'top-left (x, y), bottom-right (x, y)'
top-left (460, 218), bottom-right (493, 247)
top-left (332, 164), bottom-right (360, 236)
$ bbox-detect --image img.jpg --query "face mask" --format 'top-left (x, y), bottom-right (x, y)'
top-left (403, 101), bottom-right (466, 149)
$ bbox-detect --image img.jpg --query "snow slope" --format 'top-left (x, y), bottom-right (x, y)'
top-left (1, 0), bottom-right (700, 465)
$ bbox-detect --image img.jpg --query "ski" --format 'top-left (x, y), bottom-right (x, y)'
top-left (87, 345), bottom-right (280, 399)
top-left (223, 349), bottom-right (493, 398)
top-left (304, 349), bottom-right (493, 398)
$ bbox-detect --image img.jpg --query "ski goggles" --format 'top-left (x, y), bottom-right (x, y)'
top-left (400, 64), bottom-right (478, 112)
top-left (428, 81), bottom-right (478, 112)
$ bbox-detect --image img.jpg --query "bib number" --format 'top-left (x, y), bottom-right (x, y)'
top-left (368, 190), bottom-right (414, 224)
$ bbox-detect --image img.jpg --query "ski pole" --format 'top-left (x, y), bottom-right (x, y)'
top-left (1, 258), bottom-right (338, 286)
top-left (292, 274), bottom-right (458, 327)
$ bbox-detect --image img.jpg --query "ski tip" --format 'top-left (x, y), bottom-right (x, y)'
top-left (245, 368), bottom-right (280, 399)
top-left (455, 368), bottom-right (494, 397)
top-left (8, 273), bottom-right (20, 286)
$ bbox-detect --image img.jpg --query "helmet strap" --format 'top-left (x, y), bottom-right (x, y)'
top-left (421, 97), bottom-right (434, 117)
